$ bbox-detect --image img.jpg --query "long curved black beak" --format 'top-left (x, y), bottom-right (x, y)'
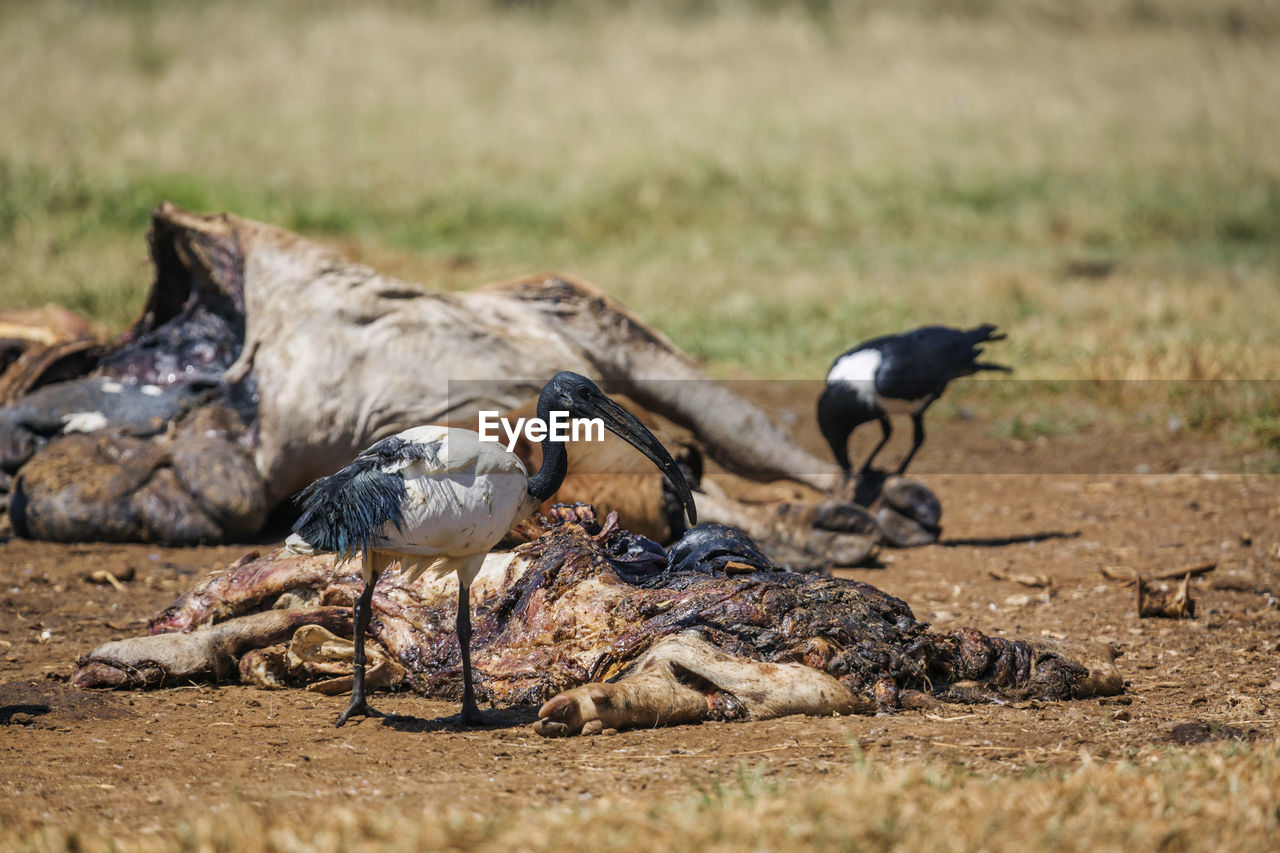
top-left (575, 395), bottom-right (698, 526)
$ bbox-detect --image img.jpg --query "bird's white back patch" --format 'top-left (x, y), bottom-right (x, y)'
top-left (826, 349), bottom-right (881, 407)
top-left (61, 411), bottom-right (109, 434)
top-left (828, 348), bottom-right (930, 413)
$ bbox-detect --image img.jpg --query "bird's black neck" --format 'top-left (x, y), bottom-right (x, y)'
top-left (526, 386), bottom-right (568, 502)
top-left (816, 385), bottom-right (863, 473)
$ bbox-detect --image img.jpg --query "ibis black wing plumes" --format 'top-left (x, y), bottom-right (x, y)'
top-left (291, 436), bottom-right (436, 561)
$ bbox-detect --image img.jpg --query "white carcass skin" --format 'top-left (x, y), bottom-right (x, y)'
top-left (3, 204), bottom-right (915, 557)
top-left (194, 206), bottom-right (837, 505)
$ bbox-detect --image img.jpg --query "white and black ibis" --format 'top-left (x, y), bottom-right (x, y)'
top-left (817, 324), bottom-right (1010, 477)
top-left (287, 371), bottom-right (697, 726)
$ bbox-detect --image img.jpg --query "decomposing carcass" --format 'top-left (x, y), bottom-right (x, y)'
top-left (72, 510), bottom-right (1122, 736)
top-left (0, 204), bottom-right (938, 562)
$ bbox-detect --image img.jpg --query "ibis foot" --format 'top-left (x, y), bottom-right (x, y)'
top-left (456, 701), bottom-right (495, 727)
top-left (335, 697), bottom-right (390, 727)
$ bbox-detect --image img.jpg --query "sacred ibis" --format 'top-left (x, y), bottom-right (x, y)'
top-left (286, 371), bottom-right (697, 726)
top-left (817, 324), bottom-right (1010, 478)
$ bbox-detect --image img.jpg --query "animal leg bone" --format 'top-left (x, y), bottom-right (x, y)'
top-left (534, 632), bottom-right (872, 736)
top-left (534, 663), bottom-right (710, 737)
top-left (71, 607), bottom-right (352, 689)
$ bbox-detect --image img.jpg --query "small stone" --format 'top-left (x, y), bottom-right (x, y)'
top-left (1225, 693), bottom-right (1266, 718)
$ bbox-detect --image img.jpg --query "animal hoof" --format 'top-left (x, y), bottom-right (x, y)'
top-left (881, 477), bottom-right (942, 529)
top-left (810, 501), bottom-right (881, 537)
top-left (874, 505), bottom-right (939, 548)
top-left (770, 501), bottom-right (881, 567)
top-left (803, 528), bottom-right (880, 566)
top-left (534, 692), bottom-right (592, 737)
top-left (535, 720), bottom-right (572, 737)
top-left (534, 684), bottom-right (614, 737)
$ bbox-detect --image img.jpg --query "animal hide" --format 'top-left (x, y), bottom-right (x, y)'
top-left (72, 512), bottom-right (1122, 736)
top-left (2, 204), bottom-right (926, 562)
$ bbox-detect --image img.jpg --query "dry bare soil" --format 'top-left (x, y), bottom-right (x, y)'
top-left (1, 416), bottom-right (1277, 846)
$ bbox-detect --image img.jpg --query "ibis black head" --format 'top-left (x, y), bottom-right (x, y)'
top-left (536, 371), bottom-right (697, 526)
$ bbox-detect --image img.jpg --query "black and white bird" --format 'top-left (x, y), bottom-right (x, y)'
top-left (817, 324), bottom-right (1010, 478)
top-left (286, 371), bottom-right (697, 727)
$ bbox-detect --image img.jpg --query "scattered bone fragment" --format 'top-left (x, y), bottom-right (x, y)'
top-left (1137, 573), bottom-right (1195, 619)
top-left (988, 569), bottom-right (1051, 588)
top-left (1098, 560), bottom-right (1215, 586)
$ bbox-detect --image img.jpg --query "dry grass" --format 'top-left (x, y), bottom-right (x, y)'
top-left (3, 741), bottom-right (1276, 852)
top-left (2, 1), bottom-right (1278, 380)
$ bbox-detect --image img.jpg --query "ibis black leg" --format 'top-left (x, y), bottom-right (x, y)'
top-left (896, 413), bottom-right (926, 475)
top-left (336, 579), bottom-right (386, 726)
top-left (456, 582), bottom-right (490, 725)
top-left (858, 415), bottom-right (893, 475)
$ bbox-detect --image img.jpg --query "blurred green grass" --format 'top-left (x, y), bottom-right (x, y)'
top-left (2, 0), bottom-right (1278, 381)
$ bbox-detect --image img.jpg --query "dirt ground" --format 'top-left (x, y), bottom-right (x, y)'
top-left (1, 415), bottom-right (1278, 839)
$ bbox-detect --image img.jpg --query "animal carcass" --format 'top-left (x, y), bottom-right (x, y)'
top-left (72, 511), bottom-right (1122, 735)
top-left (1, 204), bottom-right (932, 561)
